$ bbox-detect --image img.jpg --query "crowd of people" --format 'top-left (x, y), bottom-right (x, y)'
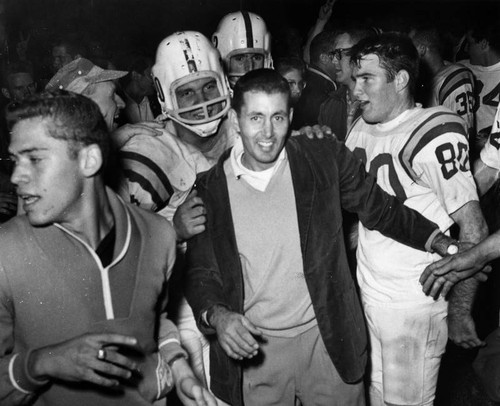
top-left (0, 1), bottom-right (500, 405)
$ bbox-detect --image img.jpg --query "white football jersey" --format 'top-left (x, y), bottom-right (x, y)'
top-left (480, 103), bottom-right (500, 170)
top-left (430, 62), bottom-right (475, 136)
top-left (119, 118), bottom-right (237, 222)
top-left (461, 60), bottom-right (500, 135)
top-left (346, 106), bottom-right (478, 305)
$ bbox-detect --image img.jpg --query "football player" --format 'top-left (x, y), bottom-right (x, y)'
top-left (346, 33), bottom-right (488, 406)
top-left (212, 11), bottom-right (273, 88)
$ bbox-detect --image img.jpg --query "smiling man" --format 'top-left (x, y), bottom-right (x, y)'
top-left (183, 68), bottom-right (464, 406)
top-left (345, 33), bottom-right (488, 406)
top-left (0, 90), bottom-right (215, 406)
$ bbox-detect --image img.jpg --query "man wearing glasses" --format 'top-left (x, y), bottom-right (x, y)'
top-left (319, 27), bottom-right (374, 141)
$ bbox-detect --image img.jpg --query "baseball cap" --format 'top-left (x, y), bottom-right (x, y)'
top-left (45, 58), bottom-right (128, 94)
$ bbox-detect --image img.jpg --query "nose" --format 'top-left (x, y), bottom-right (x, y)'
top-left (353, 80), bottom-right (363, 98)
top-left (115, 93), bottom-right (125, 109)
top-left (10, 162), bottom-right (27, 186)
top-left (262, 118), bottom-right (273, 138)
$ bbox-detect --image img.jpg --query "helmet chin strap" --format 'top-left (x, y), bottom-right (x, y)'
top-left (168, 114), bottom-right (222, 138)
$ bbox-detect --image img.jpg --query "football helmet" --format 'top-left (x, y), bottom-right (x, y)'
top-left (152, 31), bottom-right (230, 137)
top-left (212, 11), bottom-right (272, 82)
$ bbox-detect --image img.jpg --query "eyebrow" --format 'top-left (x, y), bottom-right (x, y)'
top-left (9, 147), bottom-right (48, 156)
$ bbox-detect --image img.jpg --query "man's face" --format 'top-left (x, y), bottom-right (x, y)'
top-left (10, 117), bottom-right (85, 227)
top-left (52, 45), bottom-right (74, 72)
top-left (88, 81), bottom-right (125, 130)
top-left (138, 66), bottom-right (155, 96)
top-left (465, 31), bottom-right (482, 65)
top-left (353, 54), bottom-right (400, 124)
top-left (234, 91), bottom-right (292, 171)
top-left (282, 68), bottom-right (305, 105)
top-left (333, 33), bottom-right (355, 86)
top-left (175, 77), bottom-right (223, 121)
top-left (6, 72), bottom-right (36, 102)
top-left (228, 52), bottom-right (265, 87)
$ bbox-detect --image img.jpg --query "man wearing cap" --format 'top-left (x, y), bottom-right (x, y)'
top-left (0, 90), bottom-right (216, 406)
top-left (46, 57), bottom-right (128, 131)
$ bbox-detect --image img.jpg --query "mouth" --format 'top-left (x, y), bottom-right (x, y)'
top-left (19, 194), bottom-right (40, 207)
top-left (257, 140), bottom-right (274, 150)
top-left (358, 100), bottom-right (369, 109)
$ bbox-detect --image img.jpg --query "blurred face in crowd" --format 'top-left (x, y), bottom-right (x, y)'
top-left (52, 45), bottom-right (74, 72)
top-left (10, 117), bottom-right (86, 227)
top-left (333, 33), bottom-right (355, 86)
top-left (3, 72), bottom-right (36, 102)
top-left (136, 66), bottom-right (155, 97)
top-left (87, 81), bottom-right (125, 130)
top-left (353, 54), bottom-right (400, 124)
top-left (282, 68), bottom-right (306, 105)
top-left (231, 90), bottom-right (292, 171)
top-left (175, 77), bottom-right (223, 121)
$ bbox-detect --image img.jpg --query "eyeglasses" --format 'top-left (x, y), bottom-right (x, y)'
top-left (330, 47), bottom-right (352, 60)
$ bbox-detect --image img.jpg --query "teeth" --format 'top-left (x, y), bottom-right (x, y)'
top-left (258, 141), bottom-right (272, 147)
top-left (20, 195), bottom-right (38, 204)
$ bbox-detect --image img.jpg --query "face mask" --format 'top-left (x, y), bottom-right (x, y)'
top-left (170, 115), bottom-right (222, 137)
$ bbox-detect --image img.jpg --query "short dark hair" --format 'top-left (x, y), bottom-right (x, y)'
top-left (350, 32), bottom-right (419, 96)
top-left (410, 25), bottom-right (445, 56)
top-left (6, 90), bottom-right (110, 166)
top-left (274, 57), bottom-right (306, 77)
top-left (469, 20), bottom-right (500, 54)
top-left (231, 68), bottom-right (291, 114)
top-left (309, 31), bottom-right (337, 64)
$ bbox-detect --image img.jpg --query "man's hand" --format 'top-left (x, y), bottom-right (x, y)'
top-left (291, 125), bottom-right (334, 140)
top-left (318, 0), bottom-right (336, 21)
top-left (111, 122), bottom-right (164, 148)
top-left (209, 306), bottom-right (263, 360)
top-left (448, 312), bottom-right (485, 349)
top-left (171, 358), bottom-right (217, 406)
top-left (173, 190), bottom-right (206, 241)
top-left (29, 333), bottom-right (139, 387)
top-left (420, 242), bottom-right (491, 299)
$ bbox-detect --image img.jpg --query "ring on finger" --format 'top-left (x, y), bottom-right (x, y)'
top-left (97, 348), bottom-right (107, 361)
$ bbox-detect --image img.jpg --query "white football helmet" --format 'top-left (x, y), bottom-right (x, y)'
top-left (212, 11), bottom-right (272, 81)
top-left (152, 31), bottom-right (231, 137)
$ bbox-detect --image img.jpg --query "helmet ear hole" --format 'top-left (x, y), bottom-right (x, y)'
top-left (154, 77), bottom-right (165, 103)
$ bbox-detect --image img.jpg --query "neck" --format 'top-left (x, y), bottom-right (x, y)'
top-left (60, 180), bottom-right (114, 249)
top-left (426, 54), bottom-right (445, 76)
top-left (385, 96), bottom-right (416, 123)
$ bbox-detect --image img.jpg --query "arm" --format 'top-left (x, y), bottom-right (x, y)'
top-left (447, 201), bottom-right (489, 348)
top-left (303, 0), bottom-right (336, 64)
top-left (473, 157), bottom-right (500, 196)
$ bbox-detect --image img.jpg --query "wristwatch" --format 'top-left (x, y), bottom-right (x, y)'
top-left (447, 242), bottom-right (459, 255)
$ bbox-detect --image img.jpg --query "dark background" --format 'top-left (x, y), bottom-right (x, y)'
top-left (2, 0), bottom-right (499, 63)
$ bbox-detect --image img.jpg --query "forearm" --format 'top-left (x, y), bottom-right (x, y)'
top-left (0, 352), bottom-right (45, 406)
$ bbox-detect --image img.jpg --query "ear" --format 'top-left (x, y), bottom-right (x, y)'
top-left (289, 107), bottom-right (294, 124)
top-left (480, 39), bottom-right (489, 50)
top-left (1, 88), bottom-right (10, 99)
top-left (395, 70), bottom-right (410, 93)
top-left (417, 44), bottom-right (427, 57)
top-left (228, 108), bottom-right (241, 134)
top-left (79, 144), bottom-right (103, 177)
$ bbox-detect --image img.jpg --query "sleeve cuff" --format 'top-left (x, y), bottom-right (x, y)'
top-left (158, 338), bottom-right (188, 365)
top-left (10, 350), bottom-right (49, 394)
top-left (425, 229), bottom-right (442, 253)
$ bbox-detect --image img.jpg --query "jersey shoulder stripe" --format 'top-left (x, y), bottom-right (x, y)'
top-left (398, 109), bottom-right (467, 186)
top-left (121, 150), bottom-right (174, 208)
top-left (345, 115), bottom-right (364, 143)
top-left (123, 168), bottom-right (170, 211)
top-left (439, 66), bottom-right (474, 105)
